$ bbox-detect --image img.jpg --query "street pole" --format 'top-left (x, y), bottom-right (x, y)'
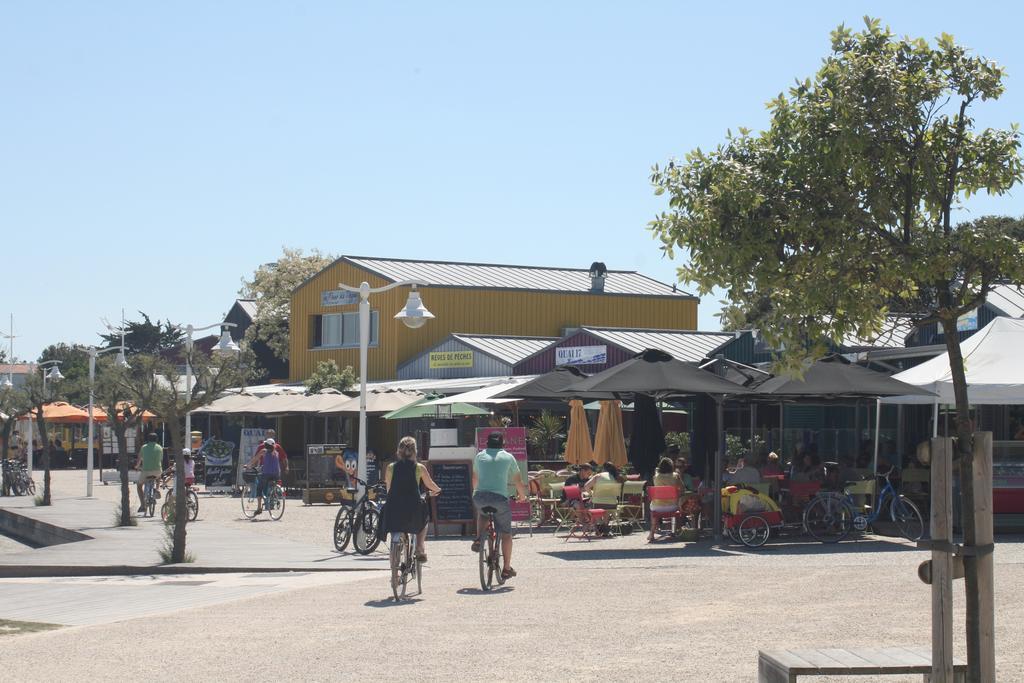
top-left (86, 345), bottom-right (127, 497)
top-left (180, 321), bottom-right (239, 452)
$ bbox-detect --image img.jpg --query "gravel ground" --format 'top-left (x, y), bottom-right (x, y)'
top-left (2, 470), bottom-right (1021, 681)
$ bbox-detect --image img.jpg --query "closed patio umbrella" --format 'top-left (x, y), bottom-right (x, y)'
top-left (563, 399), bottom-right (593, 465)
top-left (593, 400), bottom-right (627, 467)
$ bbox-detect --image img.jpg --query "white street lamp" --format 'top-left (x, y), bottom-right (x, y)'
top-left (335, 280), bottom-right (433, 488)
top-left (86, 345), bottom-right (129, 497)
top-left (181, 321), bottom-right (239, 452)
top-left (1, 314), bottom-right (14, 388)
top-left (25, 360), bottom-right (64, 476)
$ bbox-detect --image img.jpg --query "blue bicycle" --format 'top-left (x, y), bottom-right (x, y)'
top-left (802, 468), bottom-right (924, 543)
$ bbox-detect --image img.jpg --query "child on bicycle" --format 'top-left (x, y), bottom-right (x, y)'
top-left (384, 436), bottom-right (441, 562)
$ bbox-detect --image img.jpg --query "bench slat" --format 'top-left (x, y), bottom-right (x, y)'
top-left (814, 649), bottom-right (876, 668)
top-left (760, 650), bottom-right (817, 673)
top-left (788, 649), bottom-right (852, 672)
top-left (758, 646), bottom-right (969, 681)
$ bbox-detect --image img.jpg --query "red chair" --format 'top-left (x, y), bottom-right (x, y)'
top-left (563, 484), bottom-right (608, 542)
top-left (647, 485), bottom-right (685, 540)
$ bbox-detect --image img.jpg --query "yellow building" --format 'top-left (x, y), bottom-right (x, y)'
top-left (289, 256), bottom-right (698, 381)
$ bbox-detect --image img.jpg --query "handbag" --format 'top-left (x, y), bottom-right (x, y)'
top-left (375, 502), bottom-right (389, 542)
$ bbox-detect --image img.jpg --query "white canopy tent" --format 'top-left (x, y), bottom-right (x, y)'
top-left (883, 317), bottom-right (1024, 405)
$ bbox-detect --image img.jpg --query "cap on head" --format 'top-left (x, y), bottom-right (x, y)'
top-left (182, 448), bottom-right (192, 456)
top-left (486, 432), bottom-right (503, 449)
top-left (265, 438), bottom-right (276, 447)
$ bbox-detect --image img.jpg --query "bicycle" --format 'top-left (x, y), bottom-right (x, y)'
top-left (2, 460), bottom-right (35, 496)
top-left (477, 500), bottom-right (510, 591)
top-left (240, 469), bottom-right (285, 521)
top-left (803, 467), bottom-right (925, 543)
top-left (160, 476), bottom-right (199, 522)
top-left (331, 477), bottom-right (387, 554)
top-left (141, 475), bottom-right (159, 518)
top-left (389, 492), bottom-right (435, 601)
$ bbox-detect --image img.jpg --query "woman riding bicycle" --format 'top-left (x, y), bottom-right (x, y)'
top-left (384, 436), bottom-right (441, 563)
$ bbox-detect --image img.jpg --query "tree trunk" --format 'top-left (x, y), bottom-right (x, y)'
top-left (167, 420), bottom-right (188, 563)
top-left (116, 426), bottom-right (131, 526)
top-left (35, 411), bottom-right (51, 505)
top-left (940, 318), bottom-right (985, 682)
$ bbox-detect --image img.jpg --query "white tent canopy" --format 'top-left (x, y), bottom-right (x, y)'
top-left (420, 378), bottom-right (531, 406)
top-left (883, 317), bottom-right (1024, 405)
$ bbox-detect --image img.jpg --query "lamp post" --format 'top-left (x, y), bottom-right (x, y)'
top-left (181, 321), bottom-right (239, 452)
top-left (335, 280), bottom-right (433, 487)
top-left (26, 360), bottom-right (64, 475)
top-left (86, 345), bottom-right (129, 497)
top-left (1, 314), bottom-right (14, 388)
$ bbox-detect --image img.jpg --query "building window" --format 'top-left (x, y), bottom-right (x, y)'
top-left (311, 310), bottom-right (379, 349)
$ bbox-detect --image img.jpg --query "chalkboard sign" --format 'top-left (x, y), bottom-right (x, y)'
top-left (428, 460), bottom-right (475, 523)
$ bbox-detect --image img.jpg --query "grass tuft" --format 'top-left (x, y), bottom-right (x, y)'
top-left (111, 505), bottom-right (138, 527)
top-left (157, 522), bottom-right (195, 564)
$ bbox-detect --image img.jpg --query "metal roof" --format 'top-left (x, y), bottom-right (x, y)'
top-left (235, 299), bottom-right (258, 319)
top-left (581, 327), bottom-right (734, 362)
top-left (838, 315), bottom-right (919, 350)
top-left (451, 334), bottom-right (558, 365)
top-left (339, 255), bottom-right (693, 298)
top-left (986, 283), bottom-right (1024, 318)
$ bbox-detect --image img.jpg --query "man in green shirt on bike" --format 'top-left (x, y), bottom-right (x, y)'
top-left (471, 432), bottom-right (527, 580)
top-left (134, 433), bottom-right (164, 513)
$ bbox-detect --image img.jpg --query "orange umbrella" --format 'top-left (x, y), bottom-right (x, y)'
top-left (563, 399), bottom-right (593, 465)
top-left (36, 402), bottom-right (91, 423)
top-left (593, 400), bottom-right (627, 467)
top-left (87, 402), bottom-right (157, 422)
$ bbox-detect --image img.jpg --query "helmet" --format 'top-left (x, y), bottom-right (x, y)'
top-left (182, 448), bottom-right (192, 456)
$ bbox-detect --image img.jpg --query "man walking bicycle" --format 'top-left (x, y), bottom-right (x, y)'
top-left (471, 432), bottom-right (527, 581)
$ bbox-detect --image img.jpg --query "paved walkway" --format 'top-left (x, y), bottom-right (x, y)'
top-left (0, 494), bottom-right (386, 574)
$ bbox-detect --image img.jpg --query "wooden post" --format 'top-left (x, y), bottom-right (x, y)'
top-left (972, 432), bottom-right (995, 683)
top-left (930, 437), bottom-right (954, 682)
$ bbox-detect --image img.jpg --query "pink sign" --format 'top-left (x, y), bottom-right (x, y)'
top-left (476, 427), bottom-right (530, 522)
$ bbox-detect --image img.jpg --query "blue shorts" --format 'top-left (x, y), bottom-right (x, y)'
top-left (473, 491), bottom-right (512, 534)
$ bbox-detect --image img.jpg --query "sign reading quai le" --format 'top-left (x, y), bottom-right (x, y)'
top-left (429, 351), bottom-right (474, 368)
top-left (556, 345), bottom-right (607, 366)
top-left (320, 290), bottom-right (360, 307)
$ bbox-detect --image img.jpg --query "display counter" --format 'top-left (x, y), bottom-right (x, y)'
top-left (993, 440), bottom-right (1024, 514)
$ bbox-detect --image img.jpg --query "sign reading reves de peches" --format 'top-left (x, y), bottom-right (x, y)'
top-left (429, 351), bottom-right (474, 368)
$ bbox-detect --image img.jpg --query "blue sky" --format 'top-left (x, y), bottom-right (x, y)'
top-left (2, 2), bottom-right (1023, 361)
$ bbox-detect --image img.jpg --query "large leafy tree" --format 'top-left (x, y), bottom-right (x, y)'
top-left (239, 247), bottom-right (334, 375)
top-left (650, 19), bottom-right (1023, 681)
top-left (304, 360), bottom-right (356, 395)
top-left (99, 312), bottom-right (183, 356)
top-left (38, 343), bottom-right (91, 405)
top-left (21, 372), bottom-right (68, 505)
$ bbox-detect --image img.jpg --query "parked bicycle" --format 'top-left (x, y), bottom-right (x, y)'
top-left (332, 477), bottom-right (387, 554)
top-left (803, 467), bottom-right (925, 543)
top-left (477, 499), bottom-right (510, 591)
top-left (240, 468), bottom-right (285, 521)
top-left (1, 460), bottom-right (35, 496)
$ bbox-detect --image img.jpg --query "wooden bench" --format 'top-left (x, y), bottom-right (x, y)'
top-left (758, 647), bottom-right (966, 682)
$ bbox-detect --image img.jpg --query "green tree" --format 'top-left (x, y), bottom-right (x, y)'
top-left (0, 385), bottom-right (29, 495)
top-left (38, 344), bottom-right (90, 405)
top-left (99, 312), bottom-right (183, 355)
top-left (650, 19), bottom-right (1023, 680)
top-left (239, 247), bottom-right (334, 377)
top-left (141, 350), bottom-right (245, 563)
top-left (304, 360), bottom-right (356, 395)
top-left (21, 372), bottom-right (69, 505)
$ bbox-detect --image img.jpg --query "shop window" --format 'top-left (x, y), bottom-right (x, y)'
top-left (310, 310), bottom-right (379, 349)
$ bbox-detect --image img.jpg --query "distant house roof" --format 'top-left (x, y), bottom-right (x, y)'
top-left (839, 315), bottom-right (920, 350)
top-left (451, 334), bottom-right (558, 365)
top-left (580, 327), bottom-right (735, 363)
top-left (986, 283), bottom-right (1024, 318)
top-left (0, 363), bottom-right (34, 375)
top-left (235, 299), bottom-right (258, 319)
top-left (303, 255), bottom-right (694, 298)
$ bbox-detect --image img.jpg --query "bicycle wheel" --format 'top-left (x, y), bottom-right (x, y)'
top-left (333, 506), bottom-right (353, 552)
top-left (390, 534), bottom-right (407, 601)
top-left (147, 495), bottom-right (156, 518)
top-left (478, 529), bottom-right (494, 591)
top-left (803, 495), bottom-right (852, 543)
top-left (738, 515), bottom-right (771, 548)
top-left (414, 538), bottom-right (422, 596)
top-left (160, 499), bottom-right (171, 522)
top-left (353, 507), bottom-right (381, 555)
top-left (240, 483), bottom-right (260, 518)
top-left (26, 478), bottom-right (36, 495)
top-left (187, 490), bottom-right (199, 521)
top-left (268, 485), bottom-right (285, 520)
top-left (891, 495), bottom-right (924, 542)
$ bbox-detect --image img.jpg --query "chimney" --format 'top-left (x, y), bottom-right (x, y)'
top-left (588, 261), bottom-right (607, 293)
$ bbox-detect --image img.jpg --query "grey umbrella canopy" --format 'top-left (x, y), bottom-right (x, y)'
top-left (752, 354), bottom-right (936, 399)
top-left (564, 349), bottom-right (751, 399)
top-left (490, 366), bottom-right (607, 400)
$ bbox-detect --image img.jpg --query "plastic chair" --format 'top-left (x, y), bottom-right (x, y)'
top-left (590, 482), bottom-right (624, 535)
top-left (548, 482), bottom-right (574, 534)
top-left (617, 480), bottom-right (646, 531)
top-left (563, 485), bottom-right (607, 542)
top-left (647, 485), bottom-right (685, 540)
top-left (844, 479), bottom-right (876, 513)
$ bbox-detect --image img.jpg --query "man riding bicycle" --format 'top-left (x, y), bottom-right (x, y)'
top-left (246, 438), bottom-right (288, 516)
top-left (134, 432), bottom-right (163, 513)
top-left (471, 431), bottom-right (527, 581)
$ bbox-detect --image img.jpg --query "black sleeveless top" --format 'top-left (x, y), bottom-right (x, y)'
top-left (385, 459), bottom-right (426, 533)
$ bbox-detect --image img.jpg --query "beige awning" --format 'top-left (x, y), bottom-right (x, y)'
top-left (318, 389), bottom-right (425, 415)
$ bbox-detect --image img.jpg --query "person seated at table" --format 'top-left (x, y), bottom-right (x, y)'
top-left (648, 457), bottom-right (683, 542)
top-left (674, 457), bottom-right (697, 491)
top-left (563, 462), bottom-right (593, 489)
top-left (761, 451), bottom-right (783, 477)
top-left (725, 456), bottom-right (760, 485)
top-left (793, 452), bottom-right (825, 482)
top-left (584, 462), bottom-right (620, 492)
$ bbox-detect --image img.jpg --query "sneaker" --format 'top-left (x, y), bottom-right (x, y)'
top-left (470, 540), bottom-right (481, 553)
